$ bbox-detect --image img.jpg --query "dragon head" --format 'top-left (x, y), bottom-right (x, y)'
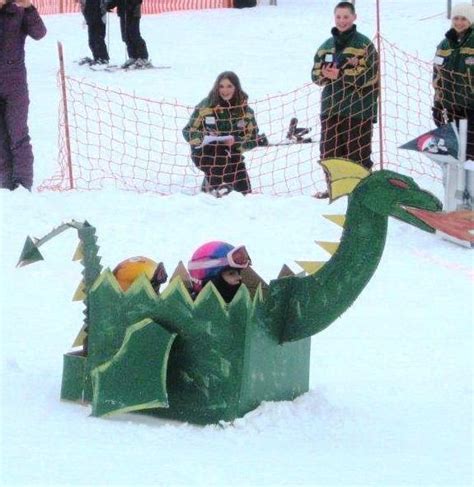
top-left (320, 159), bottom-right (442, 233)
top-left (353, 170), bottom-right (442, 232)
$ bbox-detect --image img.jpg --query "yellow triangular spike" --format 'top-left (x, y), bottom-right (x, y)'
top-left (319, 158), bottom-right (370, 201)
top-left (323, 214), bottom-right (346, 228)
top-left (72, 324), bottom-right (86, 348)
top-left (72, 280), bottom-right (86, 301)
top-left (315, 241), bottom-right (339, 255)
top-left (72, 242), bottom-right (84, 261)
top-left (296, 261), bottom-right (325, 274)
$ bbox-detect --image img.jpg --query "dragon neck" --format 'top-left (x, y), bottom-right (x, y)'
top-left (277, 198), bottom-right (388, 342)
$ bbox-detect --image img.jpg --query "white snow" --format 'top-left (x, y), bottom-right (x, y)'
top-left (1, 1), bottom-right (472, 486)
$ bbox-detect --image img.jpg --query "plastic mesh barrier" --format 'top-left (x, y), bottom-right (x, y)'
top-left (40, 36), bottom-right (443, 195)
top-left (34, 0), bottom-right (232, 15)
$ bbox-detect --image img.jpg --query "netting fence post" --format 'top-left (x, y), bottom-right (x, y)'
top-left (57, 41), bottom-right (74, 190)
top-left (447, 119), bottom-right (469, 211)
top-left (375, 0), bottom-right (384, 169)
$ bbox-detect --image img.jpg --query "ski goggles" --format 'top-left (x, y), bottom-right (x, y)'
top-left (188, 245), bottom-right (252, 271)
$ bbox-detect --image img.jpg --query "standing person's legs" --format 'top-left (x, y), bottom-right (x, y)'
top-left (3, 83), bottom-right (34, 190)
top-left (347, 118), bottom-right (374, 170)
top-left (119, 14), bottom-right (134, 59)
top-left (0, 98), bottom-right (14, 190)
top-left (319, 115), bottom-right (337, 160)
top-left (125, 8), bottom-right (148, 60)
top-left (87, 21), bottom-right (108, 61)
top-left (320, 115), bottom-right (351, 160)
top-left (84, 1), bottom-right (109, 61)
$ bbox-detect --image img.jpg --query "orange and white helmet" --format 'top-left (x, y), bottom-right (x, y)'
top-left (113, 256), bottom-right (167, 293)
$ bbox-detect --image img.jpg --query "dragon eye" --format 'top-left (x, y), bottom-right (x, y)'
top-left (389, 178), bottom-right (409, 189)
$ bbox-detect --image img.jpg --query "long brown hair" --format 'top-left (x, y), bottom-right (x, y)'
top-left (207, 71), bottom-right (249, 107)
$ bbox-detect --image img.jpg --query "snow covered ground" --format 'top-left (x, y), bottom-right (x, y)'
top-left (1, 1), bottom-right (472, 486)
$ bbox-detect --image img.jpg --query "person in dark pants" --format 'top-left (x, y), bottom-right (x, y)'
top-left (233, 0), bottom-right (256, 7)
top-left (183, 71), bottom-right (262, 196)
top-left (311, 2), bottom-right (379, 197)
top-left (106, 0), bottom-right (150, 69)
top-left (0, 0), bottom-right (46, 191)
top-left (432, 2), bottom-right (474, 163)
top-left (78, 0), bottom-right (109, 65)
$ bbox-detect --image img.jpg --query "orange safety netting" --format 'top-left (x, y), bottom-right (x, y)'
top-left (34, 0), bottom-right (232, 16)
top-left (39, 36), bottom-right (444, 196)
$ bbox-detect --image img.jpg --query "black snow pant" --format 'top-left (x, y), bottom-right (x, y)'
top-left (0, 76), bottom-right (34, 190)
top-left (234, 0), bottom-right (256, 7)
top-left (320, 115), bottom-right (374, 170)
top-left (191, 143), bottom-right (251, 194)
top-left (119, 6), bottom-right (148, 60)
top-left (83, 0), bottom-right (109, 62)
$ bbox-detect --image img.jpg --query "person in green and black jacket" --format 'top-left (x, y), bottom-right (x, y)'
top-left (433, 2), bottom-right (474, 162)
top-left (183, 71), bottom-right (261, 195)
top-left (311, 1), bottom-right (379, 194)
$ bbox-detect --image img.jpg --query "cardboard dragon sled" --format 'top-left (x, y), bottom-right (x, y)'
top-left (17, 160), bottom-right (474, 425)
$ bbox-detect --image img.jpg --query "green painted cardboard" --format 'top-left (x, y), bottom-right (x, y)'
top-left (19, 162), bottom-right (444, 425)
top-left (91, 318), bottom-right (176, 417)
top-left (61, 351), bottom-right (87, 402)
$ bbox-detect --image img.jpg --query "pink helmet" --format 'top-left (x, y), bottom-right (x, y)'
top-left (187, 241), bottom-right (251, 291)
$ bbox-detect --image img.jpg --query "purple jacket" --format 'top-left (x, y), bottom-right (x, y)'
top-left (0, 3), bottom-right (46, 75)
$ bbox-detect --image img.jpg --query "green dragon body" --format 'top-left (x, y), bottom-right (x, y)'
top-left (18, 161), bottom-right (442, 424)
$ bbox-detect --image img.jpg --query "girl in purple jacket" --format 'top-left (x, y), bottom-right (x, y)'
top-left (0, 0), bottom-right (46, 190)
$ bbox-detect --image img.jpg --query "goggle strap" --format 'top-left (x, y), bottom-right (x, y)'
top-left (188, 245), bottom-right (251, 272)
top-left (187, 257), bottom-right (229, 271)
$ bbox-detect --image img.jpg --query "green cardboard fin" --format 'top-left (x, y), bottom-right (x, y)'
top-left (91, 318), bottom-right (176, 417)
top-left (17, 236), bottom-right (44, 267)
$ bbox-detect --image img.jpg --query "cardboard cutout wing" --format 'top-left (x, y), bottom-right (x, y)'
top-left (400, 123), bottom-right (459, 166)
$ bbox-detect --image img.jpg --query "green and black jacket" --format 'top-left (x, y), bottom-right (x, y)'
top-left (311, 25), bottom-right (379, 121)
top-left (182, 97), bottom-right (259, 154)
top-left (433, 27), bottom-right (474, 112)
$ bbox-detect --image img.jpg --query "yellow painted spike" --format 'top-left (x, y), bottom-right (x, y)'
top-left (315, 241), bottom-right (339, 255)
top-left (319, 158), bottom-right (370, 201)
top-left (72, 325), bottom-right (86, 348)
top-left (331, 179), bottom-right (364, 200)
top-left (72, 280), bottom-right (86, 301)
top-left (320, 158), bottom-right (370, 181)
top-left (72, 242), bottom-right (84, 261)
top-left (323, 214), bottom-right (346, 228)
top-left (296, 261), bottom-right (325, 274)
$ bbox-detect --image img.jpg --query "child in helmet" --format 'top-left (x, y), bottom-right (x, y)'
top-left (187, 241), bottom-right (252, 303)
top-left (113, 256), bottom-right (167, 294)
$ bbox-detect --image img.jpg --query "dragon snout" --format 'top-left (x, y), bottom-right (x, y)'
top-left (406, 208), bottom-right (474, 243)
